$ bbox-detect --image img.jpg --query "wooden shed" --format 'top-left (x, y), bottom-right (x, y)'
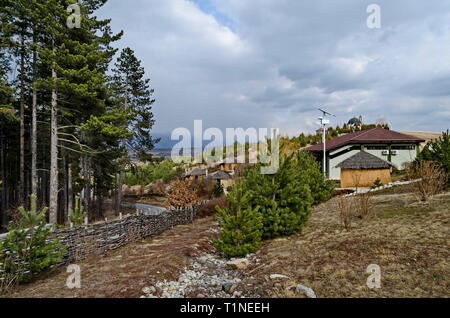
top-left (181, 168), bottom-right (207, 181)
top-left (208, 170), bottom-right (234, 189)
top-left (336, 151), bottom-right (396, 188)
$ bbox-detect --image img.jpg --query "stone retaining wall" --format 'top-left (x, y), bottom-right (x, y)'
top-left (52, 205), bottom-right (203, 263)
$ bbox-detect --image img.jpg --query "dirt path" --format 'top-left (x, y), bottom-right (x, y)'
top-left (8, 217), bottom-right (216, 298)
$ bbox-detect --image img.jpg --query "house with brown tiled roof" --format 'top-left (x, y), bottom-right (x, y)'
top-left (305, 128), bottom-right (425, 180)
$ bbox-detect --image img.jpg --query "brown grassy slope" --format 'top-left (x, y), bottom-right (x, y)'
top-left (6, 217), bottom-right (216, 298)
top-left (6, 187), bottom-right (450, 298)
top-left (243, 190), bottom-right (449, 298)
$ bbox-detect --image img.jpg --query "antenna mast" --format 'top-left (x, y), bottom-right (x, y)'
top-left (318, 108), bottom-right (336, 178)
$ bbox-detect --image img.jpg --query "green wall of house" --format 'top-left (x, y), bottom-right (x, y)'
top-left (326, 143), bottom-right (419, 180)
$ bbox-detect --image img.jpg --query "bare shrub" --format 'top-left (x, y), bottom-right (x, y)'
top-left (336, 195), bottom-right (355, 230)
top-left (195, 197), bottom-right (229, 219)
top-left (191, 178), bottom-right (215, 198)
top-left (354, 192), bottom-right (374, 219)
top-left (352, 173), bottom-right (362, 190)
top-left (166, 179), bottom-right (201, 208)
top-left (407, 161), bottom-right (448, 201)
top-left (335, 191), bottom-right (373, 230)
top-left (145, 181), bottom-right (166, 196)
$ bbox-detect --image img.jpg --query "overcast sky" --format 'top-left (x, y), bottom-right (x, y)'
top-left (98, 0), bottom-right (450, 144)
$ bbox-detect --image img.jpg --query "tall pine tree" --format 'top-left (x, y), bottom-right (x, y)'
top-left (111, 47), bottom-right (157, 214)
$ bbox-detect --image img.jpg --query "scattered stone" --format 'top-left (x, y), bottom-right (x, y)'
top-left (144, 253), bottom-right (246, 298)
top-left (222, 282), bottom-right (235, 294)
top-left (226, 258), bottom-right (249, 270)
top-left (142, 286), bottom-right (156, 294)
top-left (296, 284), bottom-right (316, 298)
top-left (270, 274), bottom-right (290, 280)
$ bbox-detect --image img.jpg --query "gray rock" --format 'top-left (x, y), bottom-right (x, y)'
top-left (142, 286), bottom-right (157, 294)
top-left (233, 291), bottom-right (242, 298)
top-left (270, 274), bottom-right (290, 280)
top-left (222, 282), bottom-right (236, 294)
top-left (296, 284), bottom-right (316, 298)
top-left (226, 258), bottom-right (249, 270)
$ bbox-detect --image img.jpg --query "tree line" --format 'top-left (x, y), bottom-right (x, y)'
top-left (0, 0), bottom-right (157, 230)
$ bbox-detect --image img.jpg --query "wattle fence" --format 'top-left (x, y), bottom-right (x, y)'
top-left (1, 201), bottom-right (207, 263)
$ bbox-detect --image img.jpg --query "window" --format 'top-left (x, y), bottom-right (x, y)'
top-left (366, 146), bottom-right (388, 150)
top-left (392, 145), bottom-right (415, 150)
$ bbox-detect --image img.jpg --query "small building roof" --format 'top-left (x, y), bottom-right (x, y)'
top-left (182, 167), bottom-right (207, 177)
top-left (306, 128), bottom-right (425, 152)
top-left (208, 170), bottom-right (232, 180)
top-left (336, 151), bottom-right (396, 170)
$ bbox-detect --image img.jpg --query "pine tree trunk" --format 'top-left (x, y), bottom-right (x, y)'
top-left (116, 170), bottom-right (124, 215)
top-left (0, 127), bottom-right (6, 229)
top-left (49, 66), bottom-right (58, 224)
top-left (19, 35), bottom-right (26, 204)
top-left (67, 164), bottom-right (73, 217)
top-left (81, 155), bottom-right (92, 214)
top-left (31, 37), bottom-right (38, 197)
top-left (61, 155), bottom-right (67, 222)
top-left (116, 74), bottom-right (129, 215)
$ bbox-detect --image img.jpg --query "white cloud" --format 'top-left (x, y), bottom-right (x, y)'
top-left (99, 0), bottom-right (450, 143)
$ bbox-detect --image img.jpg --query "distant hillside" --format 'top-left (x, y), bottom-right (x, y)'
top-left (401, 131), bottom-right (443, 142)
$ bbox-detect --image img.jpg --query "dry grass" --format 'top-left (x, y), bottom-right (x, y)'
top-left (243, 188), bottom-right (450, 298)
top-left (4, 218), bottom-right (216, 298)
top-left (4, 185), bottom-right (449, 298)
top-left (406, 161), bottom-right (448, 201)
top-left (335, 195), bottom-right (354, 230)
top-left (354, 192), bottom-right (374, 219)
top-left (0, 267), bottom-right (20, 296)
top-left (335, 192), bottom-right (374, 230)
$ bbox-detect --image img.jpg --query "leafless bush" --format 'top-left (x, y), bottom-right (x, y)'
top-left (352, 173), bottom-right (362, 191)
top-left (407, 161), bottom-right (448, 201)
top-left (336, 195), bottom-right (355, 230)
top-left (335, 191), bottom-right (373, 230)
top-left (354, 192), bottom-right (374, 219)
top-left (191, 178), bottom-right (215, 198)
top-left (195, 197), bottom-right (229, 219)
